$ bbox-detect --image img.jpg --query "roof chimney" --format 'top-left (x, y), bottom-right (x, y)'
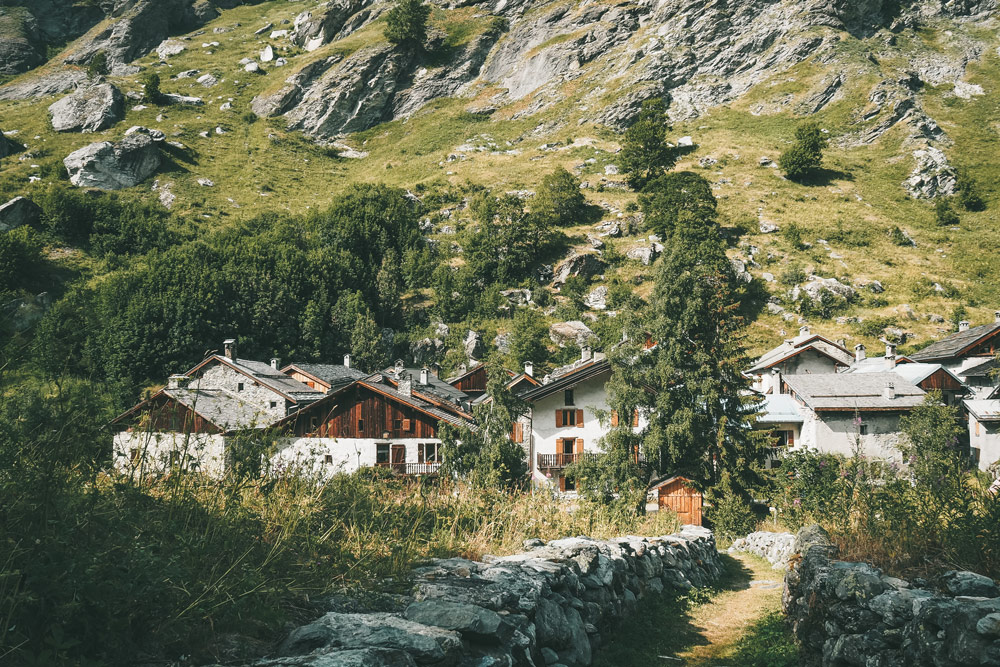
top-left (995, 311), bottom-right (1000, 324)
top-left (959, 321), bottom-right (971, 332)
top-left (343, 353), bottom-right (351, 368)
top-left (458, 363), bottom-right (467, 376)
top-left (885, 342), bottom-right (896, 368)
top-left (799, 325), bottom-right (811, 338)
top-left (224, 338), bottom-right (237, 360)
top-left (771, 368), bottom-right (782, 394)
top-left (855, 343), bottom-right (866, 362)
top-left (420, 367), bottom-right (429, 385)
top-left (430, 362), bottom-right (440, 377)
top-left (524, 361), bottom-right (534, 377)
top-left (168, 374), bottom-right (190, 390)
top-left (581, 346), bottom-right (592, 362)
top-left (394, 359), bottom-right (405, 377)
top-left (270, 357), bottom-right (280, 370)
top-left (398, 374), bottom-right (412, 397)
top-left (884, 381), bottom-right (896, 400)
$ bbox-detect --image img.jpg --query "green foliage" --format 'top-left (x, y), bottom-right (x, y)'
top-left (823, 221), bottom-right (872, 247)
top-left (725, 611), bottom-right (800, 667)
top-left (888, 225), bottom-right (913, 246)
top-left (935, 198), bottom-right (960, 226)
top-left (854, 315), bottom-right (898, 339)
top-left (779, 122), bottom-right (827, 181)
top-left (140, 71), bottom-right (161, 103)
top-left (383, 0), bottom-right (431, 47)
top-left (506, 308), bottom-right (549, 370)
top-left (778, 263), bottom-right (805, 286)
top-left (639, 171), bottom-right (717, 239)
top-left (532, 167), bottom-right (588, 227)
top-left (781, 222), bottom-right (805, 249)
top-left (87, 50), bottom-right (108, 78)
top-left (620, 98), bottom-right (677, 190)
top-left (0, 226), bottom-right (44, 297)
top-left (707, 487), bottom-right (759, 540)
top-left (795, 290), bottom-right (849, 320)
top-left (955, 171), bottom-right (986, 212)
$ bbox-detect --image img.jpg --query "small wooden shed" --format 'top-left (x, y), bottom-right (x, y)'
top-left (650, 475), bottom-right (703, 526)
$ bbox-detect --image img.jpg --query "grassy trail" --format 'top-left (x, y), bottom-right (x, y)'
top-left (593, 552), bottom-right (798, 667)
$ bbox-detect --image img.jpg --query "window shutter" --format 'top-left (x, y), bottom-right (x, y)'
top-left (575, 438), bottom-right (584, 454)
top-left (576, 409), bottom-right (584, 427)
top-left (556, 410), bottom-right (563, 427)
top-left (558, 476), bottom-right (566, 492)
top-left (632, 409), bottom-right (639, 427)
top-left (611, 410), bottom-right (619, 427)
top-left (403, 418), bottom-right (411, 432)
top-left (788, 430), bottom-right (794, 446)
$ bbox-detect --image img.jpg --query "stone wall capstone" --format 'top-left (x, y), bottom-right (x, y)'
top-left (243, 526), bottom-right (722, 667)
top-left (783, 524), bottom-right (1000, 667)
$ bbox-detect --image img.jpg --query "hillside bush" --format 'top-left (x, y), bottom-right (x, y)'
top-left (779, 123), bottom-right (828, 181)
top-left (935, 198), bottom-right (960, 226)
top-left (140, 71), bottom-right (161, 103)
top-left (384, 0), bottom-right (431, 48)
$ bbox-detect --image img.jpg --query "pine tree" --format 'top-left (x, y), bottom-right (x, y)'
top-left (532, 167), bottom-right (588, 227)
top-left (639, 171), bottom-right (717, 239)
top-left (779, 122), bottom-right (828, 181)
top-left (349, 311), bottom-right (387, 372)
top-left (620, 98), bottom-right (677, 190)
top-left (384, 0), bottom-right (431, 48)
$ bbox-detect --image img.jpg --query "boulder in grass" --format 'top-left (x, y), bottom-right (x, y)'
top-left (64, 131), bottom-right (160, 190)
top-left (0, 196), bottom-right (41, 231)
top-left (48, 83), bottom-right (125, 133)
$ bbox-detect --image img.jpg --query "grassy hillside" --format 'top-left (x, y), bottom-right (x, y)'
top-left (1, 0), bottom-right (999, 358)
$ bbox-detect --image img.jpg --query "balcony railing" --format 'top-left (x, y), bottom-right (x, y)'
top-left (376, 461), bottom-right (442, 475)
top-left (537, 451), bottom-right (646, 469)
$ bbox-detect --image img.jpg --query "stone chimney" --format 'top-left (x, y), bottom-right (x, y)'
top-left (394, 359), bottom-right (405, 378)
top-left (884, 381), bottom-right (896, 400)
top-left (884, 342), bottom-right (896, 368)
top-left (855, 343), bottom-right (866, 362)
top-left (799, 325), bottom-right (811, 338)
top-left (420, 367), bottom-right (429, 385)
top-left (398, 374), bottom-right (412, 397)
top-left (270, 357), bottom-right (280, 370)
top-left (168, 374), bottom-right (190, 390)
top-left (959, 321), bottom-right (971, 332)
top-left (343, 353), bottom-right (351, 368)
top-left (524, 361), bottom-right (534, 377)
top-left (995, 311), bottom-right (1000, 324)
top-left (771, 368), bottom-right (782, 394)
top-left (430, 363), bottom-right (440, 377)
top-left (581, 346), bottom-right (592, 362)
top-left (836, 339), bottom-right (846, 349)
top-left (224, 338), bottom-right (237, 360)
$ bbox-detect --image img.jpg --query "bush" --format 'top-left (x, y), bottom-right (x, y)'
top-left (708, 493), bottom-right (759, 541)
top-left (955, 171), bottom-right (986, 212)
top-left (888, 226), bottom-right (913, 246)
top-left (935, 198), bottom-right (960, 226)
top-left (140, 71), bottom-right (161, 103)
top-left (781, 222), bottom-right (805, 249)
top-left (532, 167), bottom-right (588, 227)
top-left (778, 263), bottom-right (806, 286)
top-left (0, 226), bottom-right (44, 296)
top-left (383, 0), bottom-right (431, 47)
top-left (87, 50), bottom-right (108, 78)
top-left (779, 122), bottom-right (828, 181)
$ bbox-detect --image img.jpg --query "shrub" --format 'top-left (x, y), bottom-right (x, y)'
top-left (384, 0), bottom-right (431, 48)
top-left (935, 198), bottom-right (960, 226)
top-left (781, 222), bottom-right (805, 249)
top-left (532, 167), bottom-right (587, 227)
top-left (87, 50), bottom-right (108, 78)
top-left (778, 264), bottom-right (806, 286)
top-left (707, 493), bottom-right (759, 541)
top-left (779, 122), bottom-right (828, 181)
top-left (140, 71), bottom-right (161, 103)
top-left (888, 226), bottom-right (913, 246)
top-left (854, 315), bottom-right (897, 339)
top-left (955, 171), bottom-right (986, 212)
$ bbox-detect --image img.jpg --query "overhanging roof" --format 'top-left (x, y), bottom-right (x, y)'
top-left (910, 322), bottom-right (1000, 362)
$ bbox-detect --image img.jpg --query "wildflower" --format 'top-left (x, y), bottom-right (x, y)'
top-left (793, 498), bottom-right (801, 506)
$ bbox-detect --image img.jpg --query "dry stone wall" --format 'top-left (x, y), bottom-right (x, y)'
top-left (784, 525), bottom-right (1000, 667)
top-left (241, 526), bottom-right (722, 667)
top-left (729, 531), bottom-right (796, 569)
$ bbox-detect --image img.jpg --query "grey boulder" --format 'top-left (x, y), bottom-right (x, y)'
top-left (552, 252), bottom-right (606, 286)
top-left (0, 197), bottom-right (42, 231)
top-left (0, 131), bottom-right (24, 158)
top-left (49, 83), bottom-right (125, 133)
top-left (941, 570), bottom-right (1000, 598)
top-left (64, 131), bottom-right (160, 190)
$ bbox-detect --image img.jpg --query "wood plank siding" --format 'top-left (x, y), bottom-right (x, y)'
top-left (451, 365), bottom-right (488, 393)
top-left (918, 368), bottom-right (965, 392)
top-left (121, 394), bottom-right (221, 434)
top-left (290, 385), bottom-right (441, 439)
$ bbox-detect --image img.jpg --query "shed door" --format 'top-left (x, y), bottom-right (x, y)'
top-left (391, 444), bottom-right (406, 474)
top-left (658, 479), bottom-right (703, 526)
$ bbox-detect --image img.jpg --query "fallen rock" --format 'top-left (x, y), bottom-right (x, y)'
top-left (155, 39), bottom-right (185, 59)
top-left (626, 245), bottom-right (658, 265)
top-left (260, 45), bottom-right (274, 63)
top-left (549, 320), bottom-right (596, 347)
top-left (197, 178), bottom-right (214, 187)
top-left (63, 131), bottom-right (160, 190)
top-left (500, 288), bottom-right (532, 306)
top-left (163, 93), bottom-right (204, 106)
top-left (552, 252), bottom-right (606, 286)
top-left (48, 83), bottom-right (125, 133)
top-left (0, 196), bottom-right (41, 231)
top-left (463, 330), bottom-right (484, 360)
top-left (792, 276), bottom-right (856, 303)
top-left (245, 61), bottom-right (263, 74)
top-left (196, 73), bottom-right (218, 87)
top-left (585, 286), bottom-right (608, 310)
top-left (0, 131), bottom-right (24, 158)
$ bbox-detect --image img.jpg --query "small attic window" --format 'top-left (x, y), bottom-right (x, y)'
top-left (237, 382), bottom-right (245, 392)
top-left (270, 401), bottom-right (277, 409)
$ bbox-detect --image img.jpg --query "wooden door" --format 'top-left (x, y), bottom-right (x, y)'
top-left (658, 479), bottom-right (703, 526)
top-left (391, 444), bottom-right (406, 474)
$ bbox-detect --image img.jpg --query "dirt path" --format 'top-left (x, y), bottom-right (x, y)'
top-left (592, 552), bottom-right (793, 667)
top-left (676, 552), bottom-right (785, 666)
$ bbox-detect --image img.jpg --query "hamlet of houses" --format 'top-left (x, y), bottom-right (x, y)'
top-left (113, 312), bottom-right (1000, 490)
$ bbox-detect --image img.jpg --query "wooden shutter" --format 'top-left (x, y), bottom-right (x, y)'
top-left (558, 476), bottom-right (566, 492)
top-left (403, 418), bottom-right (411, 432)
top-left (511, 422), bottom-right (523, 443)
top-left (576, 409), bottom-right (584, 427)
top-left (787, 430), bottom-right (794, 446)
top-left (556, 410), bottom-right (563, 427)
top-left (632, 409), bottom-right (639, 427)
top-left (575, 438), bottom-right (584, 454)
top-left (611, 410), bottom-right (619, 427)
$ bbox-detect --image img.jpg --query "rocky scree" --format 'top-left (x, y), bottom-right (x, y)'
top-left (784, 524), bottom-right (1000, 667)
top-left (231, 527), bottom-right (722, 667)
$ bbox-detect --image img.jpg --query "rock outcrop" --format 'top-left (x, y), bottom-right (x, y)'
top-left (784, 524), bottom-right (1000, 667)
top-left (48, 82), bottom-right (125, 133)
top-left (248, 528), bottom-right (722, 667)
top-left (0, 7), bottom-right (46, 75)
top-left (904, 146), bottom-right (958, 199)
top-left (0, 131), bottom-right (24, 158)
top-left (0, 196), bottom-right (42, 231)
top-left (549, 320), bottom-right (597, 348)
top-left (63, 129), bottom-right (160, 189)
top-left (552, 252), bottom-right (605, 287)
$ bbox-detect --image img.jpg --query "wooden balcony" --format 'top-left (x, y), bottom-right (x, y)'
top-left (537, 451), bottom-right (646, 470)
top-left (376, 462), bottom-right (442, 475)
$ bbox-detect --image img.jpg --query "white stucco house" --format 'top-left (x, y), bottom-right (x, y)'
top-left (746, 325), bottom-right (854, 393)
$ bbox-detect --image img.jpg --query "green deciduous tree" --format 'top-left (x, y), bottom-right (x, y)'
top-left (463, 192), bottom-right (558, 288)
top-left (532, 167), bottom-right (588, 227)
top-left (350, 310), bottom-right (388, 373)
top-left (639, 171), bottom-right (717, 238)
top-left (899, 393), bottom-right (967, 509)
top-left (620, 98), bottom-right (677, 190)
top-left (384, 0), bottom-right (431, 48)
top-left (506, 308), bottom-right (549, 371)
top-left (779, 122), bottom-right (827, 181)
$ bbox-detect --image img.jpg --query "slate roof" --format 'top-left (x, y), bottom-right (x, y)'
top-left (187, 355), bottom-right (324, 403)
top-left (747, 331), bottom-right (853, 375)
top-left (284, 362), bottom-right (367, 391)
top-left (381, 365), bottom-right (470, 405)
top-left (966, 399), bottom-right (1000, 422)
top-left (962, 357), bottom-right (1000, 378)
top-left (360, 377), bottom-right (471, 428)
top-left (782, 372), bottom-right (925, 411)
top-left (521, 357), bottom-right (611, 402)
top-left (910, 322), bottom-right (1000, 362)
top-left (845, 360), bottom-right (963, 388)
top-left (164, 387), bottom-right (274, 431)
top-left (757, 393), bottom-right (805, 423)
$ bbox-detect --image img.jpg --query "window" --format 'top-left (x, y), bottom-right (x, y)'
top-left (393, 418), bottom-right (403, 430)
top-left (402, 418), bottom-right (412, 432)
top-left (564, 389), bottom-right (575, 406)
top-left (237, 382), bottom-right (245, 392)
top-left (357, 418), bottom-right (365, 433)
top-left (376, 444), bottom-right (390, 464)
top-left (858, 423), bottom-right (869, 436)
top-left (309, 416), bottom-right (319, 432)
top-left (556, 409), bottom-right (584, 427)
top-left (418, 442), bottom-right (441, 463)
top-left (773, 430), bottom-right (794, 447)
top-left (324, 454), bottom-right (333, 464)
top-left (130, 448), bottom-right (140, 463)
top-left (270, 401), bottom-right (277, 409)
